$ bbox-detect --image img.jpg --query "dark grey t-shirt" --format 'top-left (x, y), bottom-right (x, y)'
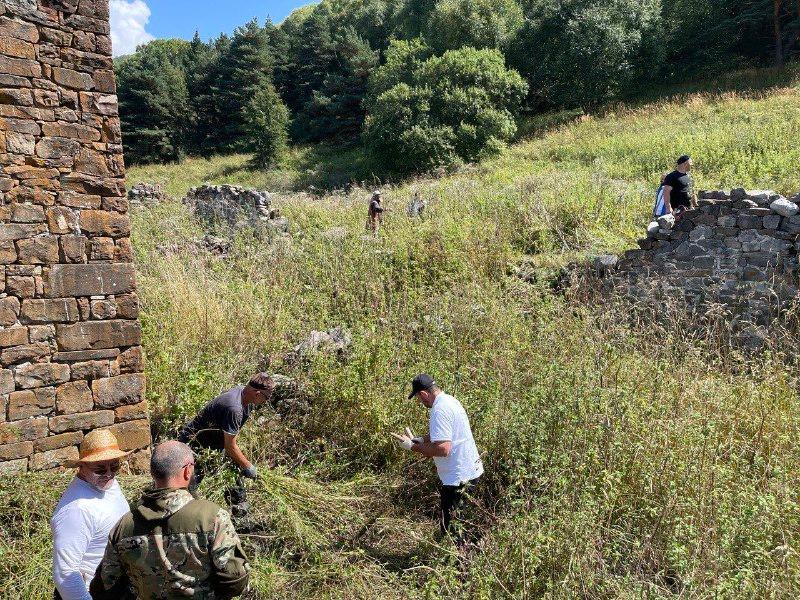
top-left (179, 386), bottom-right (254, 449)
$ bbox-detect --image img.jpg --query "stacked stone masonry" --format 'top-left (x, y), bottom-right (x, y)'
top-left (0, 0), bottom-right (149, 473)
top-left (615, 188), bottom-right (800, 338)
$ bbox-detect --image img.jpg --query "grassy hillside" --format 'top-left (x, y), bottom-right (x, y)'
top-left (3, 68), bottom-right (800, 599)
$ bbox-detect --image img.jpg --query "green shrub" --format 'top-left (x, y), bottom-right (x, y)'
top-left (364, 44), bottom-right (527, 173)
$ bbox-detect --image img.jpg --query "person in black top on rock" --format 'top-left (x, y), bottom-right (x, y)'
top-left (178, 372), bottom-right (276, 517)
top-left (662, 155), bottom-right (697, 214)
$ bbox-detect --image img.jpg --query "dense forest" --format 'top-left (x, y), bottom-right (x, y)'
top-left (115, 0), bottom-right (800, 173)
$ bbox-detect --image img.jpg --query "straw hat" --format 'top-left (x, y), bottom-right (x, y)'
top-left (66, 429), bottom-right (130, 467)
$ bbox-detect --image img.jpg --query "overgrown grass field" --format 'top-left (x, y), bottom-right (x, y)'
top-left (3, 68), bottom-right (800, 599)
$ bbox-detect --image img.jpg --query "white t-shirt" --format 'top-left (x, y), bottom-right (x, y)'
top-left (429, 392), bottom-right (484, 486)
top-left (51, 477), bottom-right (130, 600)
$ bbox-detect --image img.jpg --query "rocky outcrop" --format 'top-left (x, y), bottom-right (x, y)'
top-left (615, 188), bottom-right (800, 343)
top-left (183, 184), bottom-right (290, 233)
top-left (0, 0), bottom-right (150, 473)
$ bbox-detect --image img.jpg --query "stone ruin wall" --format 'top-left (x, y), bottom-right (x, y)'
top-left (0, 0), bottom-right (150, 473)
top-left (615, 188), bottom-right (800, 344)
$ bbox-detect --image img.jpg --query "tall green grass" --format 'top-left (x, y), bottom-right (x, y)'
top-left (4, 69), bottom-right (800, 599)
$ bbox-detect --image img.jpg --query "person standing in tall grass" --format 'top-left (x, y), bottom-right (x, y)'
top-left (391, 374), bottom-right (484, 545)
top-left (51, 429), bottom-right (131, 600)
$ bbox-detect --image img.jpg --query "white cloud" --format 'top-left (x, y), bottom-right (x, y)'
top-left (110, 0), bottom-right (155, 57)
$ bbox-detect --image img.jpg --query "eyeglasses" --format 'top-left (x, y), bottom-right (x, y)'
top-left (182, 461), bottom-right (195, 469)
top-left (89, 461), bottom-right (121, 475)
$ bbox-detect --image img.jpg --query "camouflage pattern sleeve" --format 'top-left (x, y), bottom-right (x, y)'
top-left (88, 527), bottom-right (133, 600)
top-left (209, 508), bottom-right (250, 597)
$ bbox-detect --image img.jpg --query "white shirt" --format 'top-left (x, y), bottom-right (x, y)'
top-left (51, 477), bottom-right (130, 600)
top-left (429, 392), bottom-right (484, 486)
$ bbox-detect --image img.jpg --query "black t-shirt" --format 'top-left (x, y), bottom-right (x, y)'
top-left (178, 386), bottom-right (253, 449)
top-left (663, 170), bottom-right (693, 209)
top-left (369, 199), bottom-right (384, 215)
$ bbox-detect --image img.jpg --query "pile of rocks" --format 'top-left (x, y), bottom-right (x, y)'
top-left (183, 184), bottom-right (289, 233)
top-left (128, 183), bottom-right (165, 208)
top-left (615, 188), bottom-right (800, 336)
top-left (284, 326), bottom-right (352, 366)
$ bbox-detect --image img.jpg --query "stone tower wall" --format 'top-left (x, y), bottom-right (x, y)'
top-left (0, 0), bottom-right (150, 473)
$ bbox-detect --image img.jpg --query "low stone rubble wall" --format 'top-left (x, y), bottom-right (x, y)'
top-left (615, 188), bottom-right (800, 343)
top-left (0, 0), bottom-right (149, 473)
top-left (183, 184), bottom-right (289, 232)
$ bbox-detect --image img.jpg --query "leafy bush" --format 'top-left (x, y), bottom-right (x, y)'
top-left (364, 44), bottom-right (528, 173)
top-left (425, 0), bottom-right (524, 54)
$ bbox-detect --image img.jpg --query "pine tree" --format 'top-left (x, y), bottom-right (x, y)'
top-left (116, 39), bottom-right (192, 164)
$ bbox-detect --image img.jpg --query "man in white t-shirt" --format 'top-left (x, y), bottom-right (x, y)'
top-left (391, 374), bottom-right (484, 541)
top-left (51, 429), bottom-right (131, 600)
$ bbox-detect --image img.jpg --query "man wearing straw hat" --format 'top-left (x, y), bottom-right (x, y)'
top-left (50, 429), bottom-right (131, 600)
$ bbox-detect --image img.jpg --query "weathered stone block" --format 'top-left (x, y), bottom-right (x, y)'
top-left (115, 294), bottom-right (138, 319)
top-left (52, 67), bottom-right (94, 90)
top-left (6, 275), bottom-right (36, 298)
top-left (115, 399), bottom-right (147, 422)
top-left (108, 418), bottom-right (150, 451)
top-left (69, 359), bottom-right (116, 380)
top-left (16, 236), bottom-right (59, 264)
top-left (79, 210), bottom-right (130, 238)
top-left (0, 440), bottom-right (33, 461)
top-left (14, 362), bottom-right (70, 389)
top-left (49, 409), bottom-right (113, 433)
top-left (10, 203), bottom-right (44, 224)
top-left (1, 342), bottom-right (50, 364)
top-left (28, 324), bottom-right (55, 343)
top-left (0, 16), bottom-right (39, 43)
top-left (0, 327), bottom-right (28, 348)
top-left (0, 222), bottom-right (46, 242)
top-left (20, 298), bottom-right (80, 323)
top-left (90, 298), bottom-right (115, 319)
top-left (0, 369), bottom-right (14, 394)
top-left (46, 206), bottom-right (79, 234)
top-left (60, 234), bottom-right (87, 263)
top-left (0, 417), bottom-right (48, 443)
top-left (56, 380), bottom-right (93, 414)
top-left (56, 319), bottom-right (140, 352)
top-left (8, 387), bottom-right (55, 419)
top-left (0, 296), bottom-right (21, 326)
top-left (89, 236), bottom-right (114, 260)
top-left (30, 445), bottom-right (79, 470)
top-left (45, 263), bottom-right (136, 297)
top-left (53, 348), bottom-right (118, 362)
top-left (0, 55), bottom-right (41, 78)
top-left (92, 373), bottom-right (144, 409)
top-left (118, 346), bottom-right (143, 374)
top-left (34, 430), bottom-right (82, 452)
top-left (0, 241), bottom-right (17, 263)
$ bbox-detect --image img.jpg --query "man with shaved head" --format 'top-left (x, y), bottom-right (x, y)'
top-left (90, 441), bottom-right (250, 599)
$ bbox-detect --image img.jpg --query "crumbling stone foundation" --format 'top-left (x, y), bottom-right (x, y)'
top-left (615, 188), bottom-right (800, 344)
top-left (0, 0), bottom-right (150, 473)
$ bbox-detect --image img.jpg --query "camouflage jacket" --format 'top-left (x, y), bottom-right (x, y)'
top-left (89, 487), bottom-right (250, 599)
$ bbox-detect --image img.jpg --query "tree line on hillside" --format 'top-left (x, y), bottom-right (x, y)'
top-left (115, 0), bottom-right (800, 174)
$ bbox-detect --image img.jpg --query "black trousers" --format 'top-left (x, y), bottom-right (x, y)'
top-left (182, 429), bottom-right (247, 505)
top-left (440, 477), bottom-right (480, 542)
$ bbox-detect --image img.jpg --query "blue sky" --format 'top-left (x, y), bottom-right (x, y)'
top-left (110, 0), bottom-right (312, 56)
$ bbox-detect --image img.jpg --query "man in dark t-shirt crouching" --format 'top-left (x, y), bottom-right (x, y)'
top-left (662, 154), bottom-right (697, 213)
top-left (178, 372), bottom-right (276, 516)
